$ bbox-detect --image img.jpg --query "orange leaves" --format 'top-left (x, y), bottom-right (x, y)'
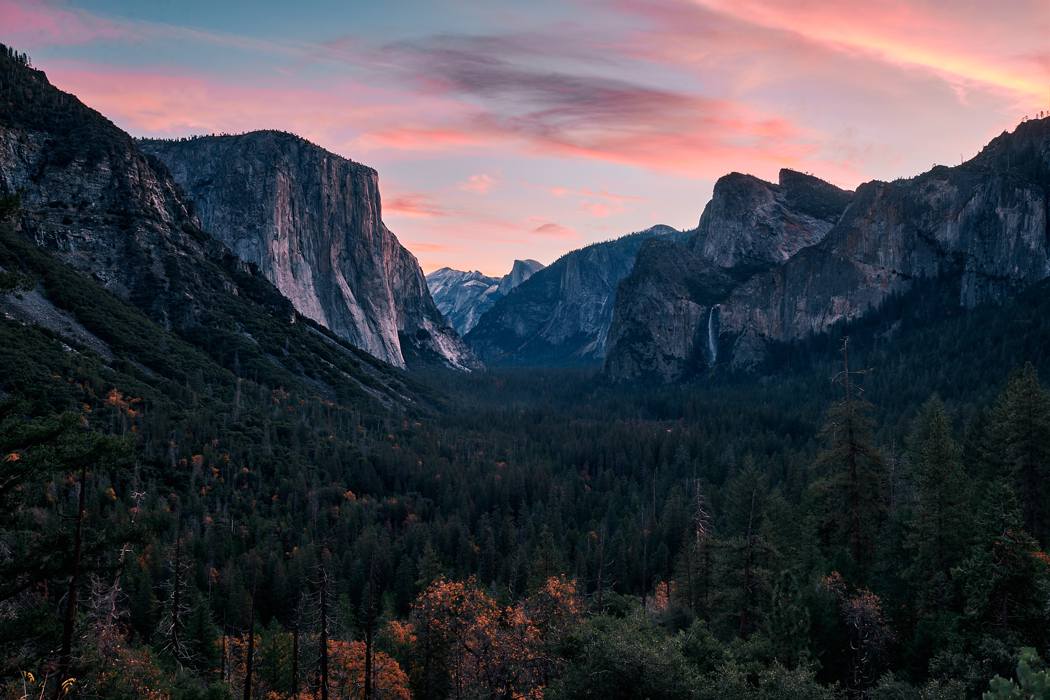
top-left (328, 640), bottom-right (411, 700)
top-left (385, 620), bottom-right (417, 647)
top-left (410, 575), bottom-right (582, 698)
top-left (105, 388), bottom-right (142, 417)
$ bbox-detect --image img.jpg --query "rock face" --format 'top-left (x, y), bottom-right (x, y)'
top-left (0, 47), bottom-right (418, 404)
top-left (605, 169), bottom-right (854, 381)
top-left (426, 259), bottom-right (543, 335)
top-left (138, 132), bottom-right (474, 370)
top-left (606, 119), bottom-right (1050, 381)
top-left (498, 258), bottom-right (544, 296)
top-left (466, 226), bottom-right (681, 365)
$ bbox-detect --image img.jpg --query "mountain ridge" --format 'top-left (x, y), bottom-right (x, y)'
top-left (605, 117), bottom-right (1050, 381)
top-left (466, 225), bottom-right (682, 366)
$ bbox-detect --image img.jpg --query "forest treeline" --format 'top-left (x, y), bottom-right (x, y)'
top-left (2, 201), bottom-right (1050, 697)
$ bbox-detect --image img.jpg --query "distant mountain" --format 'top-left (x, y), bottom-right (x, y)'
top-left (138, 132), bottom-right (475, 371)
top-left (605, 119), bottom-right (1050, 381)
top-left (466, 226), bottom-right (682, 366)
top-left (427, 259), bottom-right (543, 335)
top-left (0, 44), bottom-right (420, 406)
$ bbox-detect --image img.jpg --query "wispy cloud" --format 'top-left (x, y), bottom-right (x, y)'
top-left (531, 222), bottom-right (578, 238)
top-left (384, 193), bottom-right (451, 219)
top-left (458, 173), bottom-right (496, 194)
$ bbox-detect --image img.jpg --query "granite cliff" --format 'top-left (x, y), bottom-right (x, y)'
top-left (606, 119), bottom-right (1050, 381)
top-left (0, 46), bottom-right (419, 405)
top-left (139, 132), bottom-right (474, 370)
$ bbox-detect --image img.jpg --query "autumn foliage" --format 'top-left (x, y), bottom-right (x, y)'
top-left (409, 575), bottom-right (582, 699)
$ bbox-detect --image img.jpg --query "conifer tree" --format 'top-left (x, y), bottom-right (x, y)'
top-left (985, 363), bottom-right (1050, 545)
top-left (905, 397), bottom-right (972, 609)
top-left (812, 338), bottom-right (887, 579)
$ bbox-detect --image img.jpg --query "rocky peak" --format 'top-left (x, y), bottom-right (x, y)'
top-left (466, 225), bottom-right (681, 365)
top-left (427, 258), bottom-right (544, 336)
top-left (606, 116), bottom-right (1050, 382)
top-left (0, 45), bottom-right (416, 403)
top-left (691, 170), bottom-right (852, 274)
top-left (498, 259), bottom-right (544, 295)
top-left (139, 132), bottom-right (476, 370)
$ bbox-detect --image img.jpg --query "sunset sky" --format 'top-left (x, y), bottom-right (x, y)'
top-left (4, 0), bottom-right (1049, 275)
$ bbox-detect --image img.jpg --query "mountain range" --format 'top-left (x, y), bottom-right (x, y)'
top-left (605, 121), bottom-right (1050, 381)
top-left (426, 258), bottom-right (543, 335)
top-left (3, 41), bottom-right (1050, 390)
top-left (465, 225), bottom-right (683, 366)
top-left (0, 45), bottom-right (426, 407)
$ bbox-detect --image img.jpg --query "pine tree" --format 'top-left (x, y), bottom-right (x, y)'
top-left (812, 338), bottom-right (887, 580)
top-left (904, 397), bottom-right (972, 609)
top-left (716, 463), bottom-right (774, 638)
top-left (985, 363), bottom-right (1050, 545)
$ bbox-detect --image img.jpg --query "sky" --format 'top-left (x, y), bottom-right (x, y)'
top-left (3, 1), bottom-right (1050, 276)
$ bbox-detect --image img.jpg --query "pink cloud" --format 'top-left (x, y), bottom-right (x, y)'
top-left (531, 222), bottom-right (578, 239)
top-left (355, 126), bottom-right (488, 152)
top-left (581, 201), bottom-right (613, 218)
top-left (458, 173), bottom-right (496, 194)
top-left (0, 0), bottom-right (128, 46)
top-left (683, 0), bottom-right (1049, 100)
top-left (384, 193), bottom-right (450, 219)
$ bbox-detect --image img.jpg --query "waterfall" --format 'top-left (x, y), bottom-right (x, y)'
top-left (707, 305), bottom-right (720, 366)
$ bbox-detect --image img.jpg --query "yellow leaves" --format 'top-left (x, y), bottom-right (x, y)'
top-left (105, 486), bottom-right (117, 501)
top-left (60, 678), bottom-right (75, 696)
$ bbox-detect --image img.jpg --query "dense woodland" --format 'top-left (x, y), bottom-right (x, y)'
top-left (2, 191), bottom-right (1050, 699)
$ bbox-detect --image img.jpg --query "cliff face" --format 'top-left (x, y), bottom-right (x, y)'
top-left (605, 171), bottom-right (852, 380)
top-left (606, 119), bottom-right (1050, 381)
top-left (693, 169), bottom-right (853, 272)
top-left (466, 226), bottom-right (681, 366)
top-left (498, 258), bottom-right (544, 296)
top-left (718, 120), bottom-right (1050, 360)
top-left (138, 133), bottom-right (474, 370)
top-left (426, 259), bottom-right (543, 335)
top-left (0, 48), bottom-right (419, 405)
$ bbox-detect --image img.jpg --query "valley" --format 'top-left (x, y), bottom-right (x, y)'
top-left (2, 34), bottom-right (1050, 700)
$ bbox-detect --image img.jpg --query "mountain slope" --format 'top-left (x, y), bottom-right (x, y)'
top-left (466, 226), bottom-right (681, 366)
top-left (138, 132), bottom-right (475, 370)
top-left (719, 120), bottom-right (1050, 356)
top-left (605, 170), bottom-right (853, 380)
top-left (426, 258), bottom-right (543, 335)
top-left (0, 44), bottom-right (420, 407)
top-left (606, 123), bottom-right (1050, 382)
